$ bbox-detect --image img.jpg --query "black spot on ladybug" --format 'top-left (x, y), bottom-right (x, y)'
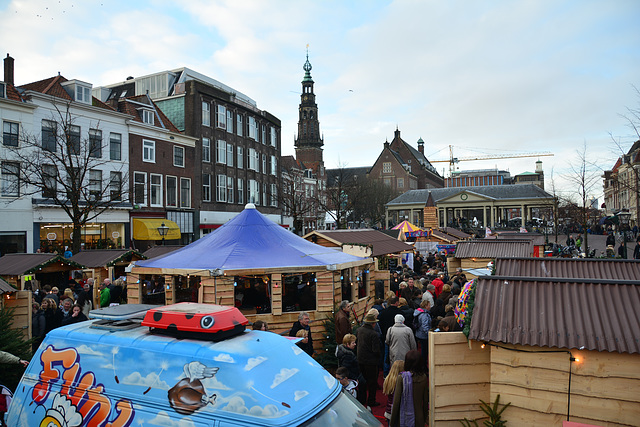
top-left (185, 313), bottom-right (195, 320)
top-left (153, 311), bottom-right (163, 322)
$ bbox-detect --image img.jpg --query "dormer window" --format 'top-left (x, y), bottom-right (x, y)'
top-left (140, 109), bottom-right (155, 125)
top-left (61, 80), bottom-right (93, 105)
top-left (0, 82), bottom-right (5, 98)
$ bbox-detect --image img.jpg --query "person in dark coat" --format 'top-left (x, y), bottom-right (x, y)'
top-left (335, 333), bottom-right (365, 405)
top-left (289, 312), bottom-right (313, 356)
top-left (634, 237), bottom-right (640, 260)
top-left (41, 298), bottom-right (62, 333)
top-left (31, 302), bottom-right (46, 352)
top-left (356, 313), bottom-right (381, 408)
top-left (334, 300), bottom-right (352, 346)
top-left (62, 304), bottom-right (88, 326)
top-left (606, 233), bottom-right (616, 247)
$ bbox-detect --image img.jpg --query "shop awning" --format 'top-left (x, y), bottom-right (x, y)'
top-left (132, 218), bottom-right (181, 240)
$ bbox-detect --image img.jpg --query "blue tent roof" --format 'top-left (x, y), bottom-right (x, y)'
top-left (134, 204), bottom-right (370, 274)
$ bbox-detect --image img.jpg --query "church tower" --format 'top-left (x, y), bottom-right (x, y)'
top-left (294, 50), bottom-right (324, 172)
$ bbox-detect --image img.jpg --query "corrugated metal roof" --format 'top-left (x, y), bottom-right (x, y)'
top-left (69, 249), bottom-right (146, 268)
top-left (495, 257), bottom-right (640, 280)
top-left (440, 227), bottom-right (472, 240)
top-left (142, 246), bottom-right (184, 259)
top-left (0, 277), bottom-right (17, 293)
top-left (469, 276), bottom-right (640, 354)
top-left (308, 229), bottom-right (414, 257)
top-left (454, 239), bottom-right (534, 258)
top-left (0, 253), bottom-right (84, 275)
top-left (495, 232), bottom-right (546, 246)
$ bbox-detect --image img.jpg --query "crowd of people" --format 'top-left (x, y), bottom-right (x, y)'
top-left (333, 251), bottom-right (467, 425)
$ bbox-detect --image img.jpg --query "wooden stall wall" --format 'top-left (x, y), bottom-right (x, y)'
top-left (428, 332), bottom-right (490, 426)
top-left (491, 344), bottom-right (640, 427)
top-left (4, 291), bottom-right (32, 341)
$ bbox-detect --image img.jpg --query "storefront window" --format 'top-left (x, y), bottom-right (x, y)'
top-left (38, 222), bottom-right (125, 253)
top-left (282, 272), bottom-right (316, 312)
top-left (341, 269), bottom-right (353, 302)
top-left (234, 275), bottom-right (271, 314)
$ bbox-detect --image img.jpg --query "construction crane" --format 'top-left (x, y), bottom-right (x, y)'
top-left (430, 145), bottom-right (554, 176)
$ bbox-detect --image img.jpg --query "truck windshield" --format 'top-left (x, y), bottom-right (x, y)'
top-left (301, 391), bottom-right (383, 427)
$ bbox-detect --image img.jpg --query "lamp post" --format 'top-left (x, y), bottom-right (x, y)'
top-left (157, 222), bottom-right (169, 246)
top-left (618, 212), bottom-right (631, 259)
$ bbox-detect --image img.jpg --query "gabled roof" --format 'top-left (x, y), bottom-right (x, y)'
top-left (326, 167), bottom-right (369, 186)
top-left (3, 81), bottom-right (24, 102)
top-left (0, 253), bottom-right (85, 276)
top-left (494, 257), bottom-right (640, 280)
top-left (0, 277), bottom-right (16, 294)
top-left (389, 129), bottom-right (439, 174)
top-left (142, 246), bottom-right (184, 260)
top-left (134, 204), bottom-right (370, 274)
top-left (454, 239), bottom-right (534, 258)
top-left (304, 229), bottom-right (414, 257)
top-left (19, 75), bottom-right (72, 100)
top-left (69, 249), bottom-right (146, 268)
top-left (387, 184), bottom-right (554, 206)
top-left (469, 276), bottom-right (640, 354)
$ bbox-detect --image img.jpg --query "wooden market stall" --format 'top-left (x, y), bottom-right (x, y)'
top-left (0, 253), bottom-right (85, 291)
top-left (128, 204), bottom-right (374, 350)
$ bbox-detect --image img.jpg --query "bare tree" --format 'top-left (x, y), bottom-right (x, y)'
top-left (279, 166), bottom-right (321, 235)
top-left (564, 142), bottom-right (600, 253)
top-left (5, 102), bottom-right (129, 253)
top-left (322, 166), bottom-right (369, 229)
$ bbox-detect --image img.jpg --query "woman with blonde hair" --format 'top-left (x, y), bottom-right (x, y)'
top-left (383, 359), bottom-right (404, 421)
top-left (390, 350), bottom-right (429, 427)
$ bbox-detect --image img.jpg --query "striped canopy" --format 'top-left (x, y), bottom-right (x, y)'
top-left (392, 220), bottom-right (421, 233)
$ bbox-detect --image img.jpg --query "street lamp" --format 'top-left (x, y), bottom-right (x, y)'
top-left (618, 211), bottom-right (631, 259)
top-left (157, 222), bottom-right (169, 246)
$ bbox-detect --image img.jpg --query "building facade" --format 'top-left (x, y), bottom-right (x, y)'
top-left (603, 140), bottom-right (640, 226)
top-left (97, 68), bottom-right (283, 239)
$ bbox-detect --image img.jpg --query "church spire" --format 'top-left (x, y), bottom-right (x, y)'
top-left (295, 47), bottom-right (323, 150)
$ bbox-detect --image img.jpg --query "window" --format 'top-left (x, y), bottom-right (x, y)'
top-left (237, 179), bottom-right (244, 204)
top-left (1, 162), bottom-right (19, 197)
top-left (216, 140), bottom-right (226, 164)
top-left (110, 133), bottom-right (121, 160)
top-left (166, 176), bottom-right (177, 207)
top-left (227, 176), bottom-right (234, 203)
top-left (261, 125), bottom-right (266, 145)
top-left (202, 102), bottom-right (211, 126)
top-left (248, 179), bottom-right (259, 205)
top-left (226, 110), bottom-right (233, 133)
top-left (75, 85), bottom-right (92, 104)
top-left (150, 174), bottom-right (162, 206)
top-left (270, 155), bottom-right (277, 176)
top-left (42, 120), bottom-right (57, 152)
top-left (216, 105), bottom-right (226, 129)
top-left (262, 154), bottom-right (266, 174)
top-left (202, 137), bottom-right (211, 162)
top-left (3, 121), bottom-right (19, 147)
top-left (141, 109), bottom-right (155, 125)
top-left (248, 148), bottom-right (259, 171)
top-left (270, 127), bottom-right (277, 147)
top-left (202, 174), bottom-right (211, 202)
top-left (281, 272), bottom-right (317, 312)
top-left (174, 146), bottom-right (185, 167)
top-left (133, 172), bottom-right (147, 205)
top-left (383, 162), bottom-right (392, 173)
top-left (270, 183), bottom-right (277, 207)
top-left (42, 165), bottom-right (57, 198)
top-left (383, 178), bottom-right (391, 186)
top-left (89, 129), bottom-right (102, 158)
top-left (236, 114), bottom-right (243, 136)
top-left (397, 177), bottom-right (404, 188)
top-left (0, 83), bottom-right (5, 98)
top-left (180, 178), bottom-right (191, 208)
top-left (237, 146), bottom-right (243, 169)
top-left (248, 117), bottom-right (257, 140)
top-left (226, 144), bottom-right (234, 167)
top-left (89, 169), bottom-right (102, 200)
top-left (143, 140), bottom-right (155, 163)
top-left (109, 171), bottom-right (122, 201)
top-left (217, 174), bottom-right (226, 202)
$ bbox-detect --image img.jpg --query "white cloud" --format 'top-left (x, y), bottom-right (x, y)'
top-left (270, 368), bottom-right (299, 389)
top-left (244, 356), bottom-right (266, 371)
top-left (214, 353), bottom-right (235, 363)
top-left (121, 372), bottom-right (170, 390)
top-left (147, 411), bottom-right (196, 427)
top-left (220, 396), bottom-right (289, 418)
top-left (294, 390), bottom-right (308, 401)
top-left (75, 345), bottom-right (105, 357)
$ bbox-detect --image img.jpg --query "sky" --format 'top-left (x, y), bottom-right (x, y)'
top-left (2, 0), bottom-right (639, 202)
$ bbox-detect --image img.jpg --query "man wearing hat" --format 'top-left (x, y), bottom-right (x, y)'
top-left (386, 314), bottom-right (416, 365)
top-left (356, 312), bottom-right (381, 408)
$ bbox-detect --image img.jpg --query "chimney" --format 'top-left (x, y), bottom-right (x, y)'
top-left (394, 127), bottom-right (400, 140)
top-left (417, 137), bottom-right (425, 155)
top-left (4, 54), bottom-right (14, 85)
